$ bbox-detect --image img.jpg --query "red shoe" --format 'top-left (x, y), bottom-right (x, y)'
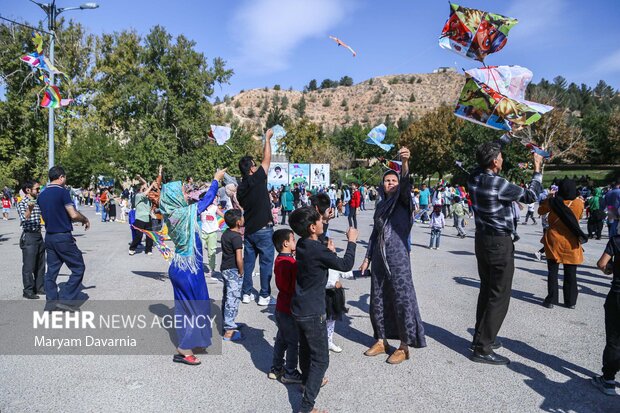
top-left (173, 354), bottom-right (201, 365)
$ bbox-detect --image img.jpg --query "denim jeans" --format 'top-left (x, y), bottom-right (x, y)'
top-left (242, 227), bottom-right (275, 298)
top-left (296, 313), bottom-right (329, 413)
top-left (221, 268), bottom-right (243, 331)
top-left (273, 310), bottom-right (299, 374)
top-left (101, 207), bottom-right (108, 222)
top-left (455, 217), bottom-right (466, 237)
top-left (44, 232), bottom-right (85, 308)
top-left (419, 205), bottom-right (429, 222)
top-left (429, 228), bottom-right (442, 248)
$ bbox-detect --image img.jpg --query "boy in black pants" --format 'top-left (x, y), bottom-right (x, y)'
top-left (288, 207), bottom-right (357, 413)
top-left (592, 234), bottom-right (620, 396)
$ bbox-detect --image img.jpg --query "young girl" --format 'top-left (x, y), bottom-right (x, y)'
top-left (429, 204), bottom-right (445, 249)
top-left (118, 198), bottom-right (129, 223)
top-left (200, 195), bottom-right (224, 278)
top-left (2, 194), bottom-right (11, 220)
top-left (325, 268), bottom-right (353, 353)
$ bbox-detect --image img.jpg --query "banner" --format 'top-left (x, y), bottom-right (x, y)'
top-left (288, 164), bottom-right (310, 186)
top-left (268, 162), bottom-right (289, 190)
top-left (310, 164), bottom-right (330, 189)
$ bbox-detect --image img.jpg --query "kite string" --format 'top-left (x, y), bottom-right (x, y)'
top-left (0, 15), bottom-right (52, 35)
top-left (483, 61), bottom-right (501, 92)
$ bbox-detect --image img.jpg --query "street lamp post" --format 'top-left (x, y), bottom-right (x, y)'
top-left (29, 1), bottom-right (98, 170)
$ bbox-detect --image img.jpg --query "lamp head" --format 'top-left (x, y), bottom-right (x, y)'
top-left (79, 2), bottom-right (99, 9)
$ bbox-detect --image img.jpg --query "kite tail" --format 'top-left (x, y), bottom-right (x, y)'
top-left (131, 225), bottom-right (174, 262)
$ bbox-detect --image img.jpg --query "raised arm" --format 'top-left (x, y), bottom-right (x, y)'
top-left (197, 181), bottom-right (220, 214)
top-left (260, 129), bottom-right (273, 174)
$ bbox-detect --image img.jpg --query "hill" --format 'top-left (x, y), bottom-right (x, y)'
top-left (215, 70), bottom-right (465, 131)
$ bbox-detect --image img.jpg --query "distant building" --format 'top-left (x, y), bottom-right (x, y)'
top-left (433, 67), bottom-right (458, 74)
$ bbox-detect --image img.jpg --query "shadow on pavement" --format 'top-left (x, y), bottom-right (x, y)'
top-left (453, 276), bottom-right (544, 306)
top-left (148, 303), bottom-right (177, 347)
top-left (132, 271), bottom-right (168, 282)
top-left (423, 323), bottom-right (471, 359)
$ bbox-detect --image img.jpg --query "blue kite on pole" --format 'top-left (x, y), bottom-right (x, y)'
top-left (366, 124), bottom-right (393, 152)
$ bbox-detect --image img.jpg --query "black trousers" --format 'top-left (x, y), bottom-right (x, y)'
top-left (20, 231), bottom-right (45, 294)
top-left (524, 211), bottom-right (536, 224)
top-left (603, 291), bottom-right (620, 381)
top-left (129, 219), bottom-right (153, 253)
top-left (545, 260), bottom-right (578, 306)
top-left (588, 210), bottom-right (605, 239)
top-left (280, 209), bottom-right (290, 225)
top-left (296, 313), bottom-right (329, 413)
top-left (473, 233), bottom-right (514, 354)
top-left (347, 207), bottom-right (358, 228)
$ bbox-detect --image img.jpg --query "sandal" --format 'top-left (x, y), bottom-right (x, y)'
top-left (173, 354), bottom-right (201, 365)
top-left (223, 330), bottom-right (244, 342)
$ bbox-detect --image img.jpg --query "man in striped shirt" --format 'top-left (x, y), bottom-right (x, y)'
top-left (468, 141), bottom-right (544, 365)
top-left (17, 180), bottom-right (45, 299)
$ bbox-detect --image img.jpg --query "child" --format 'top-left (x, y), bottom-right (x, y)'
top-left (451, 196), bottom-right (466, 238)
top-left (2, 194), bottom-right (11, 220)
top-left (220, 209), bottom-right (245, 342)
top-left (269, 228), bottom-right (302, 384)
top-left (524, 202), bottom-right (537, 225)
top-left (429, 204), bottom-right (445, 249)
top-left (200, 195), bottom-right (223, 277)
top-left (592, 234), bottom-right (620, 396)
top-left (289, 207), bottom-right (357, 413)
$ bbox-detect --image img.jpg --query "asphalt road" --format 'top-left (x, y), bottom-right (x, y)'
top-left (0, 204), bottom-right (617, 413)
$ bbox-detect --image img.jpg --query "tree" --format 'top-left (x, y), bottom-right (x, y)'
top-left (265, 106), bottom-right (288, 129)
top-left (307, 79), bottom-right (318, 91)
top-left (409, 93), bottom-right (416, 102)
top-left (273, 84), bottom-right (281, 90)
top-left (399, 106), bottom-right (460, 179)
top-left (293, 96), bottom-right (307, 117)
top-left (518, 108), bottom-right (587, 165)
top-left (339, 76), bottom-right (353, 87)
top-left (322, 98), bottom-right (331, 107)
top-left (340, 98), bottom-right (348, 107)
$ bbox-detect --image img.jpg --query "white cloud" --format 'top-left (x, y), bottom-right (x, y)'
top-left (230, 0), bottom-right (352, 74)
top-left (505, 0), bottom-right (565, 44)
top-left (592, 49), bottom-right (620, 75)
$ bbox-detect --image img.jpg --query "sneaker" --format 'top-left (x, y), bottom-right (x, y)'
top-left (257, 296), bottom-right (276, 306)
top-left (268, 366), bottom-right (285, 380)
top-left (591, 375), bottom-right (617, 396)
top-left (128, 250), bottom-right (136, 256)
top-left (242, 293), bottom-right (255, 304)
top-left (329, 342), bottom-right (342, 353)
top-left (535, 251), bottom-right (542, 261)
top-left (146, 252), bottom-right (153, 256)
top-left (280, 370), bottom-right (303, 384)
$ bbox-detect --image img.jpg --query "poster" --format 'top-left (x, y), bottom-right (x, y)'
top-left (267, 162), bottom-right (289, 190)
top-left (310, 164), bottom-right (330, 189)
top-left (288, 164), bottom-right (310, 187)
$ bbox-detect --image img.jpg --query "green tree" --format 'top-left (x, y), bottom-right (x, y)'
top-left (339, 76), bottom-right (353, 87)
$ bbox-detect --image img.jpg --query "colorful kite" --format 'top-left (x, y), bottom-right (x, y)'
top-left (131, 225), bottom-right (174, 262)
top-left (454, 66), bottom-right (553, 132)
top-left (439, 3), bottom-right (517, 62)
top-left (32, 31), bottom-right (43, 55)
top-left (366, 124), bottom-right (393, 152)
top-left (386, 160), bottom-right (402, 173)
top-left (40, 85), bottom-right (73, 108)
top-left (329, 35), bottom-right (357, 57)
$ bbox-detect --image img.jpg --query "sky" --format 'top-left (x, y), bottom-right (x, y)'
top-left (2, 0), bottom-right (620, 99)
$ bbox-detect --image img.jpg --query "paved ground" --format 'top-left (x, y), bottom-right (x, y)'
top-left (0, 204), bottom-right (617, 413)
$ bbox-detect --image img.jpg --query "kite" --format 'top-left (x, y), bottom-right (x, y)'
top-left (207, 125), bottom-right (234, 152)
top-left (366, 124), bottom-right (393, 152)
top-left (386, 160), bottom-right (402, 172)
top-left (439, 3), bottom-right (517, 63)
top-left (40, 85), bottom-right (73, 108)
top-left (329, 35), bottom-right (357, 57)
top-left (216, 215), bottom-right (228, 232)
top-left (131, 225), bottom-right (174, 262)
top-left (454, 66), bottom-right (553, 132)
top-left (32, 31), bottom-right (43, 55)
top-left (267, 124), bottom-right (287, 154)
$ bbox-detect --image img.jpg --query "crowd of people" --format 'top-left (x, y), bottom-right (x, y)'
top-left (4, 127), bottom-right (620, 411)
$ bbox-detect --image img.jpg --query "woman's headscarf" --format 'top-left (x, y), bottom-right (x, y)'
top-left (373, 170), bottom-right (410, 234)
top-left (550, 179), bottom-right (587, 244)
top-left (159, 181), bottom-right (200, 272)
top-left (225, 183), bottom-right (242, 211)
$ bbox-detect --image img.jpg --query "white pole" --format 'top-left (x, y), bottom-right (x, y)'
top-left (48, 30), bottom-right (55, 169)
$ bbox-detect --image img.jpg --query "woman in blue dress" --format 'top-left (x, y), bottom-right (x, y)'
top-left (159, 169), bottom-right (226, 365)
